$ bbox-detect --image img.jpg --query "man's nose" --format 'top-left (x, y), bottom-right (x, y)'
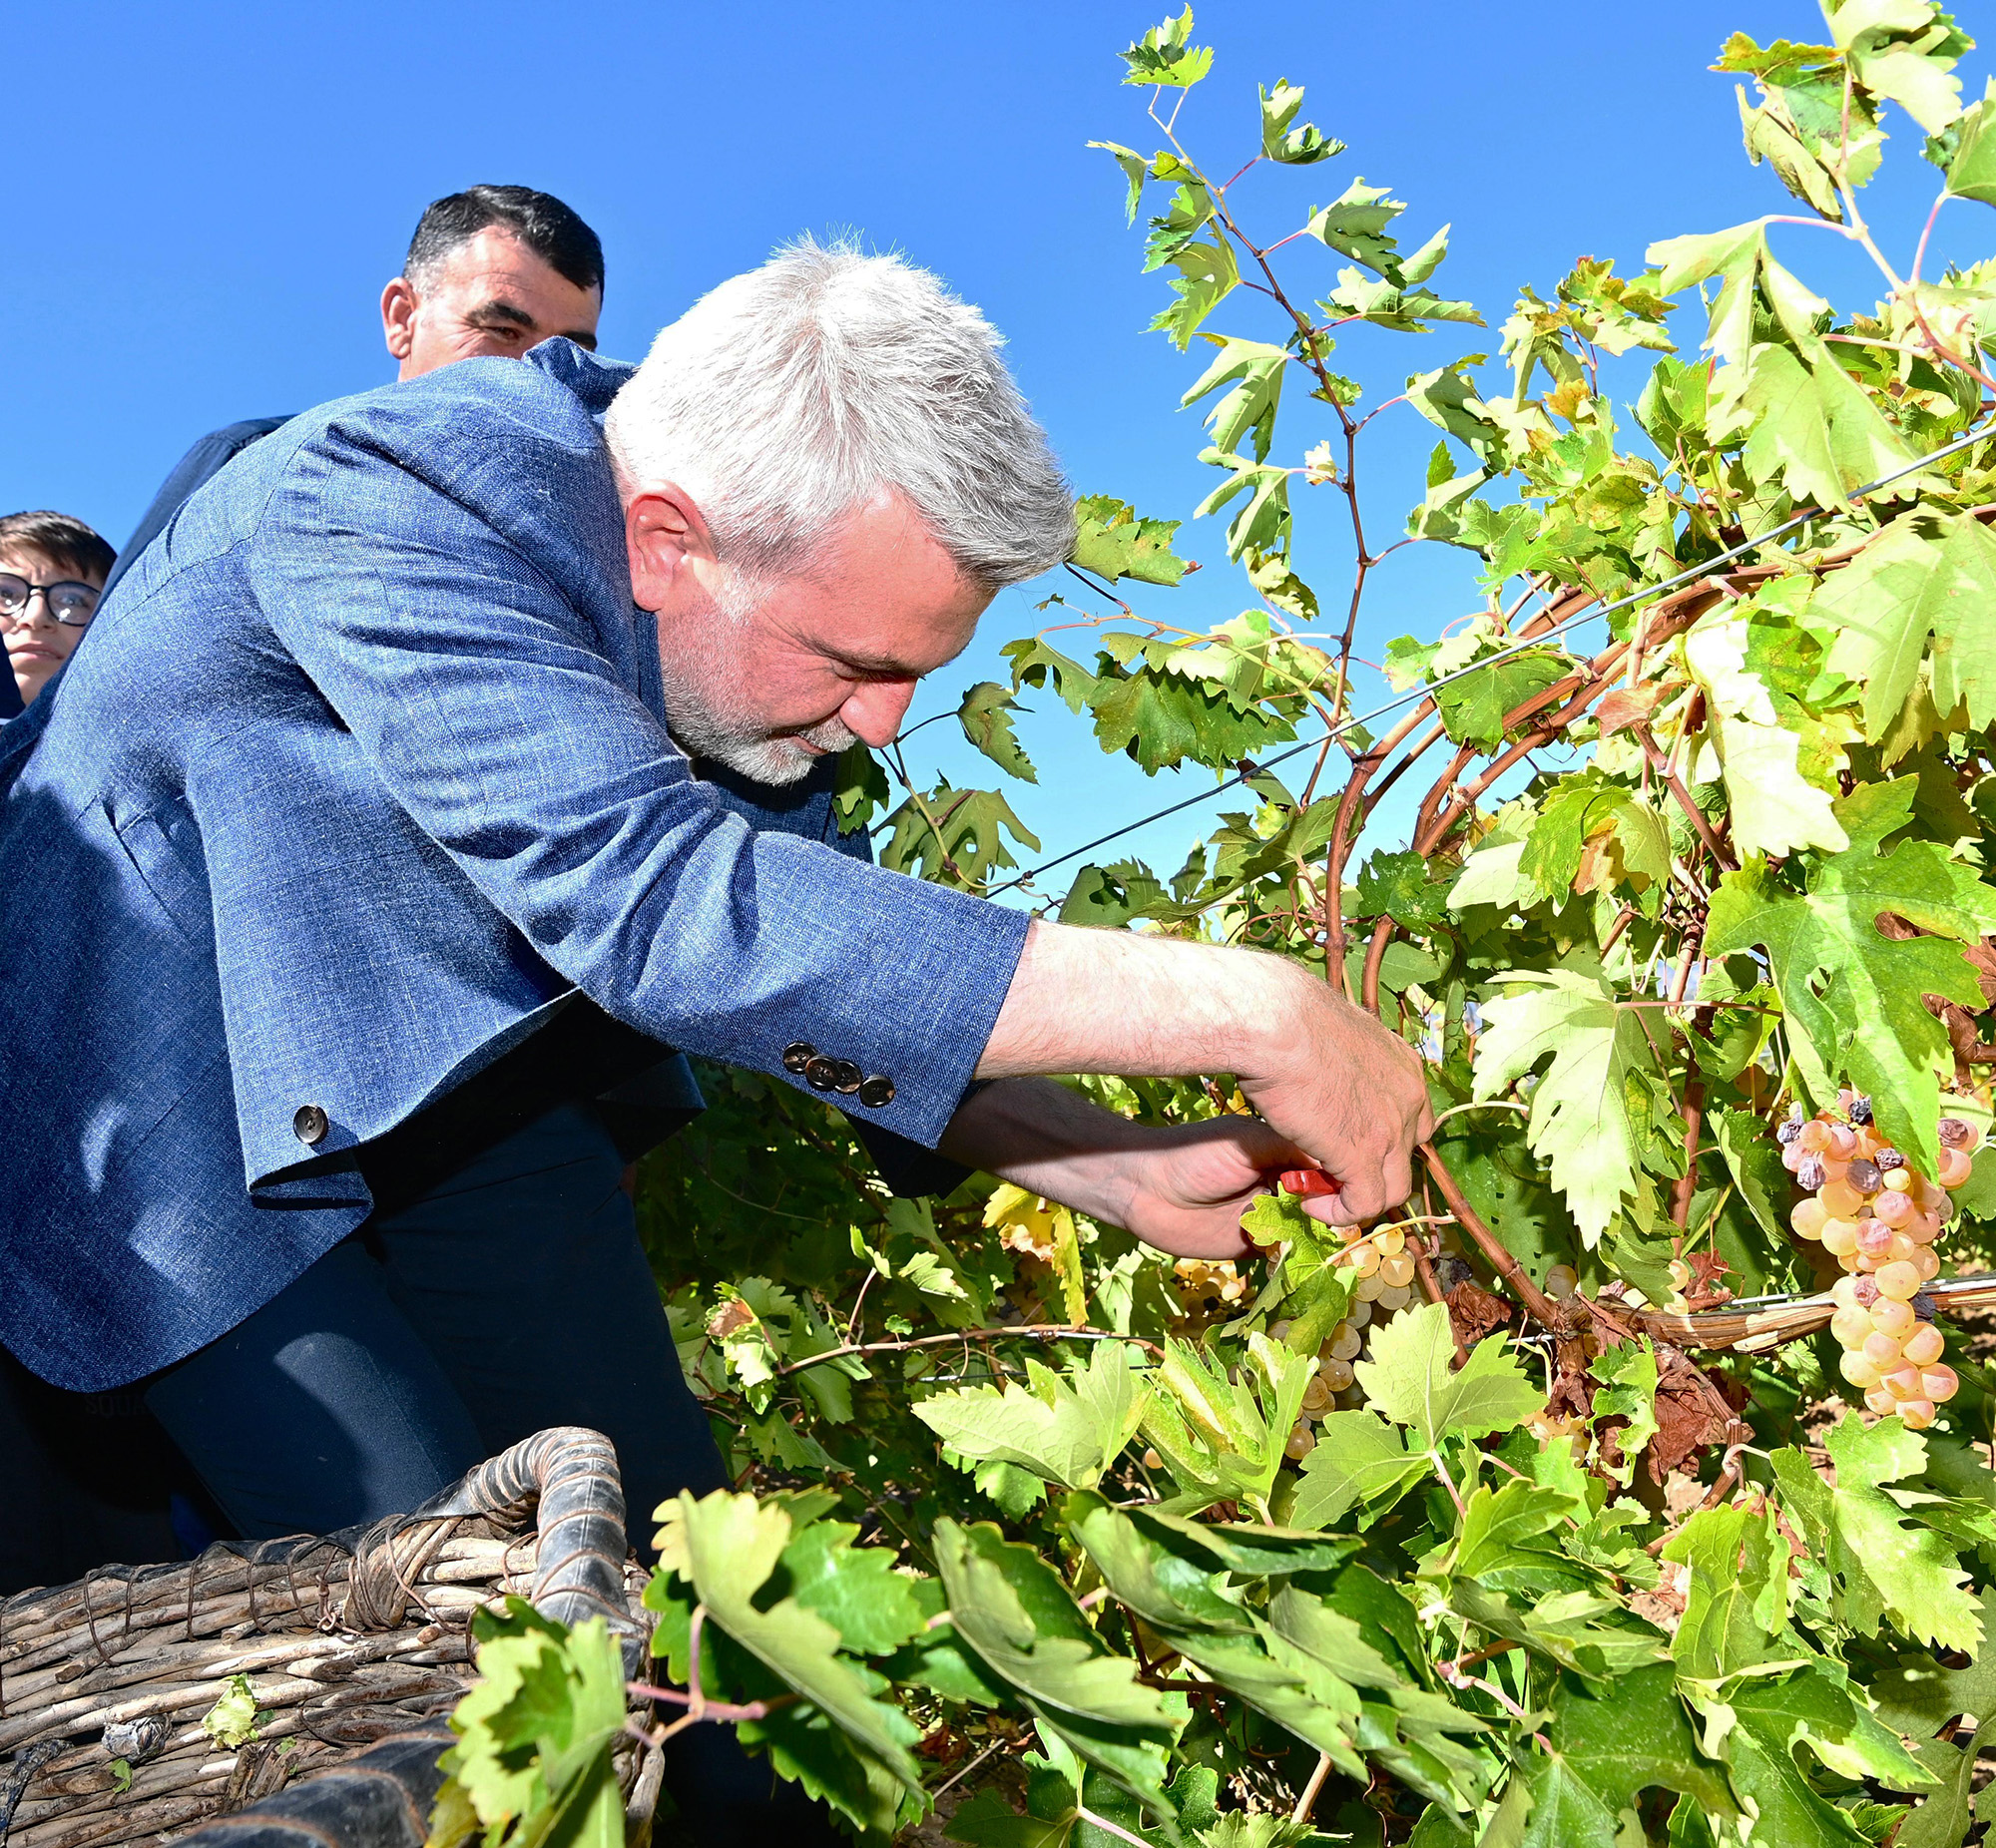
top-left (841, 680), bottom-right (918, 749)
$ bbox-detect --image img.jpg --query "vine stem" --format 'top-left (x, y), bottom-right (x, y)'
top-left (1418, 1143), bottom-right (1562, 1330)
top-left (1289, 1751), bottom-right (1334, 1826)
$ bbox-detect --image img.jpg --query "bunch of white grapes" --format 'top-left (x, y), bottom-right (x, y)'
top-left (1280, 1223), bottom-right (1432, 1461)
top-left (1172, 1257), bottom-right (1249, 1327)
top-left (1780, 1094), bottom-right (1980, 1430)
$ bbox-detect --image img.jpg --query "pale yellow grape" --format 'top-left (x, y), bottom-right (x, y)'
top-left (1822, 1221), bottom-right (1859, 1257)
top-left (1840, 1350), bottom-right (1883, 1389)
top-left (1923, 1363), bottom-right (1959, 1403)
top-left (1876, 1261), bottom-right (1921, 1300)
top-left (1831, 1275), bottom-right (1862, 1308)
top-left (1376, 1283), bottom-right (1412, 1312)
top-left (1880, 1166), bottom-right (1913, 1193)
top-left (1270, 1319), bottom-right (1294, 1342)
top-left (1872, 1297), bottom-right (1914, 1339)
top-left (1329, 1324), bottom-right (1361, 1362)
top-left (1791, 1198), bottom-right (1830, 1238)
top-left (1939, 1146), bottom-right (1974, 1188)
top-left (1346, 1298), bottom-right (1372, 1328)
top-left (1354, 1274), bottom-right (1385, 1302)
top-left (1283, 1422), bottom-right (1314, 1461)
top-left (1346, 1244), bottom-right (1381, 1277)
top-left (1820, 1178), bottom-right (1866, 1219)
top-left (1839, 1251), bottom-right (1863, 1272)
top-left (1886, 1232), bottom-right (1919, 1266)
top-left (1374, 1228), bottom-right (1406, 1256)
top-left (1876, 1189), bottom-right (1915, 1228)
top-left (1914, 1247), bottom-right (1941, 1281)
top-left (1379, 1253), bottom-right (1415, 1288)
top-left (1865, 1385), bottom-right (1899, 1415)
top-left (1829, 1306), bottom-right (1873, 1348)
top-left (1861, 1331), bottom-right (1902, 1367)
top-left (1899, 1399), bottom-right (1937, 1430)
top-left (1545, 1264), bottom-right (1578, 1300)
top-left (1300, 1376), bottom-right (1334, 1416)
top-left (1141, 1448), bottom-right (1164, 1471)
top-left (1319, 1357), bottom-right (1354, 1392)
top-left (1800, 1120), bottom-right (1831, 1152)
top-left (1902, 1324), bottom-right (1944, 1366)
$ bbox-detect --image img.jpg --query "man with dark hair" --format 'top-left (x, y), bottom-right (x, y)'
top-left (0, 512), bottom-right (115, 708)
top-left (95, 185), bottom-right (605, 609)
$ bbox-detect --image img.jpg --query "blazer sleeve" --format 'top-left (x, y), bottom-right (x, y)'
top-left (244, 416), bottom-right (1028, 1151)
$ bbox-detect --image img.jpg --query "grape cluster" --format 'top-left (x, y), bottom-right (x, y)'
top-left (1780, 1094), bottom-right (1980, 1430)
top-left (1280, 1224), bottom-right (1436, 1461)
top-left (1172, 1257), bottom-right (1249, 1327)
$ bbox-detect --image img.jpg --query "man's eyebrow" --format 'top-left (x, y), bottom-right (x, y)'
top-left (837, 651), bottom-right (924, 678)
top-left (466, 299), bottom-right (539, 331)
top-left (559, 328), bottom-right (599, 351)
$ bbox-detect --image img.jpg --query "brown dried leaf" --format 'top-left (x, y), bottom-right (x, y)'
top-left (1597, 682), bottom-right (1670, 735)
top-left (1445, 1278), bottom-right (1512, 1349)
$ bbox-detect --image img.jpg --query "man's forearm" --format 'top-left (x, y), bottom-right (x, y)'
top-left (975, 921), bottom-right (1303, 1085)
top-left (937, 1076), bottom-right (1151, 1227)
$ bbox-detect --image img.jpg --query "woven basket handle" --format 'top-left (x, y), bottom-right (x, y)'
top-left (409, 1426), bottom-right (637, 1634)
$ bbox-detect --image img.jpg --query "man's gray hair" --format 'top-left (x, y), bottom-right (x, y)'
top-left (604, 238), bottom-right (1075, 589)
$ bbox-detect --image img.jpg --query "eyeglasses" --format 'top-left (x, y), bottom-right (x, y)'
top-left (0, 574), bottom-right (100, 627)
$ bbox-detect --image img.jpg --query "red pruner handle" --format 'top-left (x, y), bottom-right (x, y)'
top-left (1278, 1167), bottom-right (1341, 1198)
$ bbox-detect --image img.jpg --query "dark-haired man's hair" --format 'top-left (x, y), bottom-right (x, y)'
top-left (404, 185), bottom-right (605, 296)
top-left (0, 511), bottom-right (116, 583)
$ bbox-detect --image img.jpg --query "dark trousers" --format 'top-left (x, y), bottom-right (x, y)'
top-left (143, 1101), bottom-right (837, 1848)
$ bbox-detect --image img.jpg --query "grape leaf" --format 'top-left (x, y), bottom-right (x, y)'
top-left (1120, 10), bottom-right (1211, 89)
top-left (1588, 1338), bottom-right (1660, 1488)
top-left (778, 1519), bottom-right (930, 1655)
top-left (1736, 341), bottom-right (1923, 512)
top-left (1432, 652), bottom-right (1569, 752)
top-left (1353, 1303), bottom-right (1542, 1451)
top-left (1505, 1663), bottom-right (1739, 1848)
top-left (1141, 1334), bottom-right (1312, 1516)
top-left (1180, 337), bottom-right (1287, 461)
top-left (1071, 495), bottom-right (1190, 587)
top-left (656, 1491), bottom-right (925, 1799)
top-left (1769, 1413), bottom-right (1983, 1654)
top-left (1258, 80), bottom-right (1342, 165)
top-left (1289, 1410), bottom-right (1428, 1528)
top-left (959, 683), bottom-right (1040, 783)
top-left (1946, 77), bottom-right (1996, 204)
top-left (1705, 780), bottom-right (1996, 1172)
top-left (1472, 969), bottom-right (1663, 1245)
top-left (1818, 512), bottom-right (1996, 742)
top-left (1662, 1502), bottom-right (1794, 1679)
top-left (915, 1340), bottom-right (1149, 1493)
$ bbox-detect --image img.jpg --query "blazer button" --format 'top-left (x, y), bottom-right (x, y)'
top-left (857, 1076), bottom-right (895, 1109)
top-left (781, 1042), bottom-right (815, 1075)
top-left (802, 1055), bottom-right (840, 1091)
top-left (832, 1060), bottom-right (863, 1095)
top-left (293, 1104), bottom-right (330, 1147)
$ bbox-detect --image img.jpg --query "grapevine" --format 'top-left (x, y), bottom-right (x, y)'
top-left (436, 8), bottom-right (1996, 1846)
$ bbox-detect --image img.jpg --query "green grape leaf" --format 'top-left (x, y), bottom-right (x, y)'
top-left (437, 1609), bottom-right (628, 1848)
top-left (1946, 78), bottom-right (1996, 204)
top-left (778, 1519), bottom-right (930, 1655)
top-left (1736, 341), bottom-right (1923, 512)
top-left (1868, 1592), bottom-right (1996, 1735)
top-left (1770, 1413), bottom-right (1983, 1654)
top-left (947, 1787), bottom-right (1077, 1848)
top-left (1353, 1303), bottom-right (1542, 1451)
top-left (1180, 337), bottom-right (1288, 462)
top-left (1588, 1338), bottom-right (1660, 1488)
top-left (1518, 774), bottom-right (1671, 900)
top-left (1120, 9), bottom-right (1212, 89)
top-left (1505, 1664), bottom-right (1740, 1848)
top-left (958, 683), bottom-right (1040, 783)
top-left (914, 1340), bottom-right (1150, 1493)
top-left (1141, 1334), bottom-right (1312, 1516)
top-left (1089, 140), bottom-right (1153, 226)
top-left (1451, 1479), bottom-right (1577, 1581)
top-left (1289, 1411), bottom-right (1428, 1529)
top-left (656, 1491), bottom-right (925, 1798)
top-left (1258, 80), bottom-right (1342, 164)
top-left (1071, 495), bottom-right (1191, 587)
top-left (1705, 781), bottom-right (1996, 1172)
top-left (1818, 512), bottom-right (1996, 743)
top-left (1303, 179), bottom-right (1408, 279)
top-left (1354, 848), bottom-right (1453, 928)
top-left (1432, 651), bottom-right (1569, 752)
top-left (831, 741), bottom-right (890, 834)
top-left (1662, 1502), bottom-right (1795, 1679)
top-left (202, 1674), bottom-right (262, 1750)
top-left (1472, 969), bottom-right (1663, 1246)
top-left (878, 782), bottom-right (1041, 891)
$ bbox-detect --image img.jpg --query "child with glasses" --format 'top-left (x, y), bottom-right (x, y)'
top-left (0, 511), bottom-right (116, 709)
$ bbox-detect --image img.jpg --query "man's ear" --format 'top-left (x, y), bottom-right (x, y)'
top-left (625, 485), bottom-right (718, 613)
top-left (380, 277), bottom-right (417, 362)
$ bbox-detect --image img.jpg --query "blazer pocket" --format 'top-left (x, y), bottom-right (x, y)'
top-left (107, 797), bottom-right (214, 944)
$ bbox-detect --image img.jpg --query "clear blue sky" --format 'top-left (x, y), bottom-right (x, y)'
top-left (6, 0), bottom-right (1987, 901)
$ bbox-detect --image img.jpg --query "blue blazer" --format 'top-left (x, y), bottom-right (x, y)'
top-left (0, 341), bottom-right (1027, 1392)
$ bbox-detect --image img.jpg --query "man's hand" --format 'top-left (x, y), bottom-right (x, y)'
top-left (976, 923), bottom-right (1434, 1227)
top-left (1102, 1114), bottom-right (1304, 1258)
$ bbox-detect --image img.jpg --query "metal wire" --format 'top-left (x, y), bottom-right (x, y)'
top-left (984, 414), bottom-right (1996, 901)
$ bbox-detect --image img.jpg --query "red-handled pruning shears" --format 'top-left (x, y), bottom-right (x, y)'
top-left (1277, 1167), bottom-right (1340, 1198)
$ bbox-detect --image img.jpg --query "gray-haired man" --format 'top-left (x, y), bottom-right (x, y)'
top-left (0, 240), bottom-right (1429, 1844)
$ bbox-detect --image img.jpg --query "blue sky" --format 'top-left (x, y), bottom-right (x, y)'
top-left (6, 0), bottom-right (1989, 903)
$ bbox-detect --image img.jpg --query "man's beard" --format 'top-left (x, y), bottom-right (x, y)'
top-left (655, 589), bottom-right (857, 785)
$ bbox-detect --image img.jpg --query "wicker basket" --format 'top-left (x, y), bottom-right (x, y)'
top-left (0, 1428), bottom-right (648, 1848)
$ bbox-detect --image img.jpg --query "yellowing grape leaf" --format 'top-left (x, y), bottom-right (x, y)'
top-left (1817, 512), bottom-right (1996, 742)
top-left (1071, 495), bottom-right (1190, 587)
top-left (1705, 780), bottom-right (1996, 1171)
top-left (1737, 341), bottom-right (1922, 511)
top-left (1472, 969), bottom-right (1662, 1245)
